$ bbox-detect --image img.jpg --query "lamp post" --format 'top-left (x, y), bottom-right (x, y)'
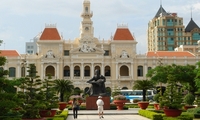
top-left (157, 56), bottom-right (163, 95)
top-left (155, 52), bottom-right (163, 95)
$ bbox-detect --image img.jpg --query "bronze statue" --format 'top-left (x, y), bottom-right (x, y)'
top-left (86, 69), bottom-right (106, 96)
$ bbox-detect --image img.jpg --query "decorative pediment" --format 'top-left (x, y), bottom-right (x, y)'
top-left (120, 50), bottom-right (129, 58)
top-left (70, 46), bottom-right (104, 54)
top-left (79, 41), bottom-right (96, 53)
top-left (45, 50), bottom-right (55, 58)
top-left (79, 36), bottom-right (97, 53)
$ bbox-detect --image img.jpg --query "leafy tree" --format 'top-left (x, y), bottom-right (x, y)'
top-left (132, 79), bottom-right (155, 101)
top-left (147, 64), bottom-right (198, 95)
top-left (0, 48), bottom-right (24, 118)
top-left (178, 64), bottom-right (197, 95)
top-left (159, 74), bottom-right (183, 109)
top-left (0, 40), bottom-right (7, 69)
top-left (53, 79), bottom-right (74, 102)
top-left (146, 64), bottom-right (168, 95)
top-left (195, 62), bottom-right (200, 91)
top-left (146, 65), bottom-right (168, 84)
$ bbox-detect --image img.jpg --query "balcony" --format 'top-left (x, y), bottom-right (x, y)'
top-left (73, 77), bottom-right (81, 80)
top-left (105, 76), bottom-right (111, 80)
top-left (63, 77), bottom-right (70, 80)
top-left (84, 76), bottom-right (91, 80)
top-left (118, 76), bottom-right (132, 80)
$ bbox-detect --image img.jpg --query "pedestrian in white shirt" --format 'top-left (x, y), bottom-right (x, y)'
top-left (96, 96), bottom-right (104, 119)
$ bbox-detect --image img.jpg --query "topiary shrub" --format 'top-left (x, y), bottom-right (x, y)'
top-left (183, 93), bottom-right (195, 105)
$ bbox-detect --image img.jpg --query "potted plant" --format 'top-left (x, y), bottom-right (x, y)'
top-left (153, 93), bottom-right (160, 110)
top-left (113, 95), bottom-right (127, 110)
top-left (183, 93), bottom-right (195, 110)
top-left (53, 79), bottom-right (74, 110)
top-left (159, 75), bottom-right (183, 117)
top-left (132, 79), bottom-right (155, 110)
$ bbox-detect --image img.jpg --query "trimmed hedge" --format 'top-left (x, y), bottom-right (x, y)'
top-left (139, 109), bottom-right (163, 120)
top-left (53, 110), bottom-right (68, 120)
top-left (138, 110), bottom-right (193, 120)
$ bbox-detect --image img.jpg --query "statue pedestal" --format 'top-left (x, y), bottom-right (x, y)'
top-left (86, 96), bottom-right (110, 110)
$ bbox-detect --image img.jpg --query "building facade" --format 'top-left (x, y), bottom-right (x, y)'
top-left (148, 5), bottom-right (200, 51)
top-left (1, 0), bottom-right (200, 93)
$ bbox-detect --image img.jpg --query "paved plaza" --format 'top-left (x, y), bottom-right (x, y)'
top-left (67, 108), bottom-right (150, 120)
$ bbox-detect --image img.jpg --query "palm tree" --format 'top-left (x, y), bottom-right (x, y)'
top-left (133, 79), bottom-right (155, 101)
top-left (53, 79), bottom-right (74, 102)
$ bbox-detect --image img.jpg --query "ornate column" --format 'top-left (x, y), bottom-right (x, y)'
top-left (56, 62), bottom-right (59, 79)
top-left (81, 63), bottom-right (84, 79)
top-left (131, 62), bottom-right (133, 79)
top-left (70, 63), bottom-right (73, 80)
top-left (101, 63), bottom-right (104, 75)
top-left (144, 62), bottom-right (147, 79)
top-left (91, 63), bottom-right (94, 77)
top-left (115, 63), bottom-right (118, 79)
top-left (17, 63), bottom-right (20, 78)
top-left (41, 62), bottom-right (44, 79)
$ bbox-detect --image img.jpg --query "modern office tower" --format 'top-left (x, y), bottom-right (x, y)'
top-left (148, 5), bottom-right (200, 52)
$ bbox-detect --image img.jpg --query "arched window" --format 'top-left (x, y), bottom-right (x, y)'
top-left (120, 65), bottom-right (129, 76)
top-left (122, 87), bottom-right (128, 90)
top-left (74, 66), bottom-right (80, 77)
top-left (84, 66), bottom-right (90, 77)
top-left (104, 66), bottom-right (111, 76)
top-left (46, 66), bottom-right (55, 76)
top-left (85, 7), bottom-right (88, 13)
top-left (9, 67), bottom-right (16, 77)
top-left (148, 67), bottom-right (152, 71)
top-left (21, 67), bottom-right (25, 77)
top-left (94, 66), bottom-right (101, 74)
top-left (137, 66), bottom-right (143, 77)
top-left (64, 66), bottom-right (70, 77)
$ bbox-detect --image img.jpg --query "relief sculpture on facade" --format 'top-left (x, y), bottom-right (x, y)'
top-left (79, 41), bottom-right (96, 53)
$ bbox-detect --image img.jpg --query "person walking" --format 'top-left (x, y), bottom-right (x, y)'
top-left (72, 98), bottom-right (79, 119)
top-left (96, 96), bottom-right (104, 119)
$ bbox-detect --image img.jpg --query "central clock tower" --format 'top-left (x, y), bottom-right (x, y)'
top-left (80, 0), bottom-right (94, 38)
top-left (79, 0), bottom-right (97, 53)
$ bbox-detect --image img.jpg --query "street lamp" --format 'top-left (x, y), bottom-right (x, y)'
top-left (155, 52), bottom-right (163, 95)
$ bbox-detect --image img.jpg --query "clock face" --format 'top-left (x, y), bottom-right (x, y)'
top-left (85, 27), bottom-right (89, 31)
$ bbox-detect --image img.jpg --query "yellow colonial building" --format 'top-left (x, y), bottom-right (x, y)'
top-left (0, 0), bottom-right (199, 92)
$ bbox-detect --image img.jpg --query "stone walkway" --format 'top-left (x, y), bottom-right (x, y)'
top-left (66, 108), bottom-right (150, 120)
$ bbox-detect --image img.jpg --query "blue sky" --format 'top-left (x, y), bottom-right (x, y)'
top-left (0, 0), bottom-right (200, 54)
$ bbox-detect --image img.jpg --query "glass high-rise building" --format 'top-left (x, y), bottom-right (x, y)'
top-left (148, 5), bottom-right (200, 52)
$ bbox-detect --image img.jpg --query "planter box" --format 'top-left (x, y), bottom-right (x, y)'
top-left (164, 109), bottom-right (182, 117)
top-left (113, 100), bottom-right (126, 110)
top-left (138, 102), bottom-right (149, 110)
top-left (39, 110), bottom-right (57, 117)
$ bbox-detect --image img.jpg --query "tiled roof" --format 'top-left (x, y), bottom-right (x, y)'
top-left (40, 28), bottom-right (61, 40)
top-left (154, 5), bottom-right (169, 18)
top-left (0, 50), bottom-right (20, 57)
top-left (185, 18), bottom-right (200, 32)
top-left (146, 51), bottom-right (195, 57)
top-left (113, 28), bottom-right (134, 41)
